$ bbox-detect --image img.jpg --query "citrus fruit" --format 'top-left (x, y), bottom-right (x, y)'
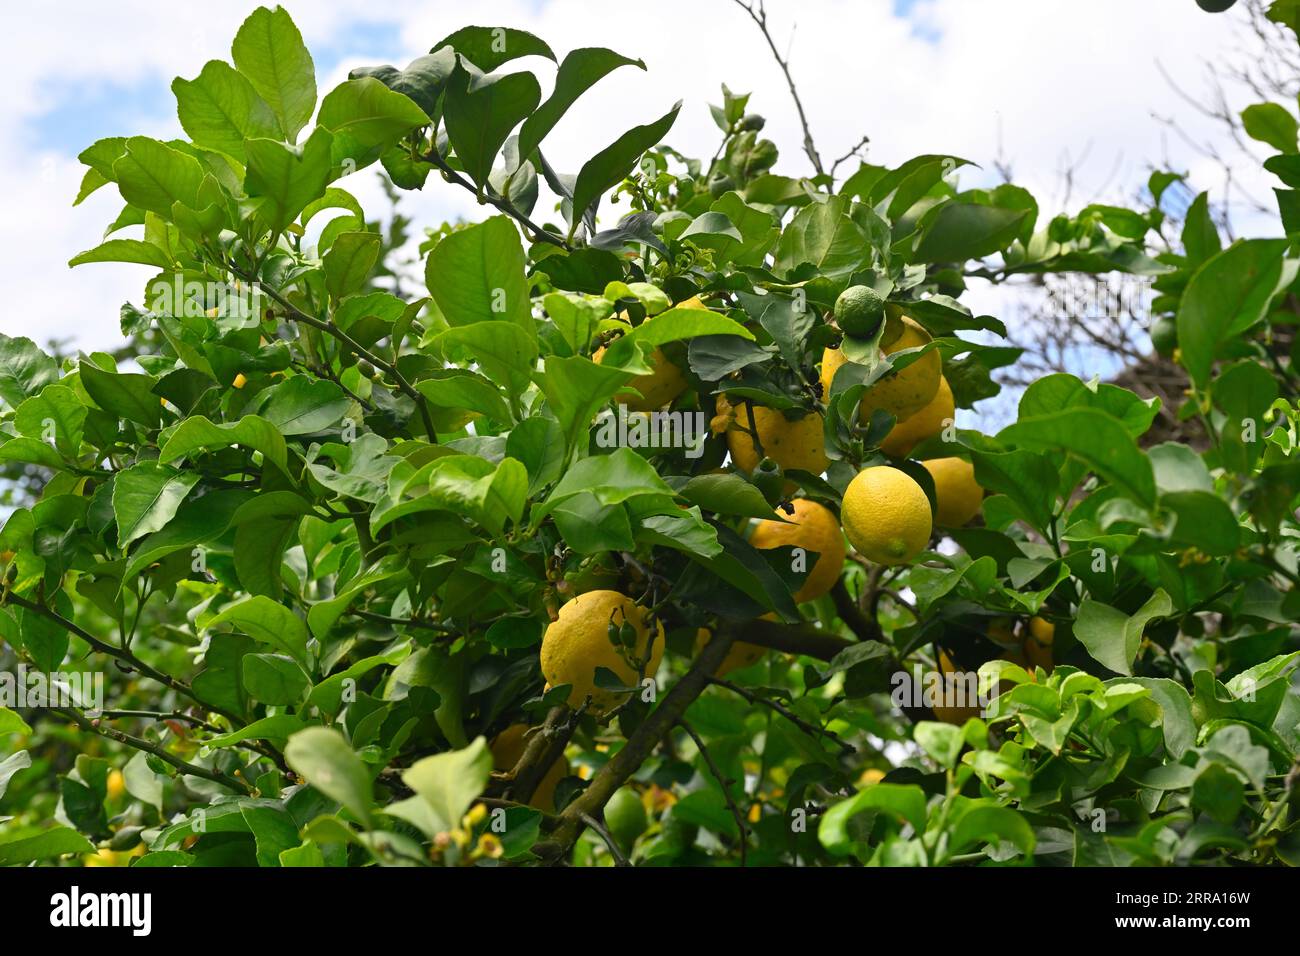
top-left (716, 394), bottom-right (830, 479)
top-left (921, 457), bottom-right (983, 527)
top-left (841, 466), bottom-right (932, 565)
top-left (1150, 315), bottom-right (1177, 358)
top-left (106, 768), bottom-right (126, 801)
top-left (604, 787), bottom-right (649, 852)
top-left (694, 627), bottom-right (765, 677)
top-left (879, 376), bottom-right (954, 458)
top-left (1024, 616), bottom-right (1055, 672)
top-left (834, 285), bottom-right (886, 338)
top-left (594, 296), bottom-right (706, 411)
top-left (491, 723), bottom-right (569, 812)
top-left (748, 498), bottom-right (846, 602)
top-left (820, 312), bottom-right (941, 422)
top-left (931, 650), bottom-right (984, 725)
top-left (540, 590), bottom-right (665, 714)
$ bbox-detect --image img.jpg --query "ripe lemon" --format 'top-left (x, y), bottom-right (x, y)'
top-left (821, 313), bottom-right (941, 422)
top-left (879, 376), bottom-right (954, 458)
top-left (841, 466), bottom-right (932, 565)
top-left (694, 627), bottom-right (765, 677)
top-left (491, 723), bottom-right (568, 812)
top-left (748, 499), bottom-right (846, 602)
top-left (540, 590), bottom-right (665, 714)
top-left (716, 394), bottom-right (830, 479)
top-left (921, 457), bottom-right (983, 527)
top-left (232, 372), bottom-right (247, 389)
top-left (594, 296), bottom-right (705, 411)
top-left (106, 768), bottom-right (126, 801)
top-left (931, 650), bottom-right (984, 725)
top-left (834, 285), bottom-right (885, 337)
top-left (1024, 616), bottom-right (1055, 672)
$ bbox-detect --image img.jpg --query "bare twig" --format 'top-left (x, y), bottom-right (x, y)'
top-left (732, 0), bottom-right (826, 176)
top-left (710, 677), bottom-right (855, 755)
top-left (679, 719), bottom-right (748, 866)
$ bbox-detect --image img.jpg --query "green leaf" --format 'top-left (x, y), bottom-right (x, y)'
top-left (677, 473), bottom-right (775, 519)
top-left (774, 194), bottom-right (870, 279)
top-left (323, 231), bottom-right (382, 301)
top-left (415, 370), bottom-right (512, 424)
top-left (536, 447), bottom-right (676, 520)
top-left (424, 454), bottom-right (528, 536)
top-left (913, 721), bottom-right (965, 769)
top-left (948, 805), bottom-right (1036, 857)
top-left (0, 750), bottom-right (32, 801)
top-left (208, 595), bottom-right (312, 671)
top-left (913, 202), bottom-right (1029, 263)
top-left (517, 47), bottom-right (644, 161)
top-left (123, 488), bottom-right (250, 579)
top-left (68, 238), bottom-right (174, 270)
top-left (1000, 407), bottom-right (1155, 507)
top-left (1177, 239), bottom-right (1291, 388)
top-left (1181, 191), bottom-right (1221, 267)
top-left (349, 50), bottom-right (456, 117)
top-left (0, 334), bottom-right (59, 409)
top-left (1126, 677), bottom-right (1196, 758)
top-left (425, 215), bottom-right (532, 331)
top-left (819, 784), bottom-right (929, 854)
top-left (443, 65), bottom-right (541, 189)
top-left (317, 76), bottom-right (431, 167)
top-left (17, 607), bottom-right (68, 673)
top-left (245, 129), bottom-right (334, 233)
top-left (254, 375), bottom-right (350, 435)
top-left (210, 714), bottom-right (308, 747)
top-left (570, 102), bottom-right (681, 231)
top-left (400, 736), bottom-right (493, 832)
top-left (112, 137), bottom-right (203, 217)
top-left (599, 304), bottom-right (753, 367)
top-left (231, 4), bottom-right (317, 142)
top-left (173, 59), bottom-right (281, 161)
top-left (432, 321), bottom-right (538, 398)
top-left (112, 461), bottom-right (200, 548)
top-left (1192, 763), bottom-right (1245, 825)
top-left (1074, 589), bottom-right (1172, 676)
top-left (0, 708), bottom-right (33, 736)
top-left (79, 361), bottom-right (162, 426)
top-left (15, 384), bottom-right (86, 456)
top-left (0, 826), bottom-right (94, 865)
top-left (284, 727), bottom-right (373, 827)
top-left (160, 414), bottom-right (290, 474)
top-left (432, 26), bottom-right (555, 73)
top-left (1242, 102), bottom-right (1299, 154)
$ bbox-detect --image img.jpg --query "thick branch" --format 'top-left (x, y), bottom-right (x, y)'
top-left (735, 617), bottom-right (853, 662)
top-left (506, 705), bottom-right (578, 805)
top-left (533, 628), bottom-right (738, 861)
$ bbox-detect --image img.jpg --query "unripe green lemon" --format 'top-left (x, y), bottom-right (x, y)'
top-left (605, 787), bottom-right (648, 851)
top-left (834, 285), bottom-right (886, 338)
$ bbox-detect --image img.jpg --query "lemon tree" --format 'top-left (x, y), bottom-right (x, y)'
top-left (1, 2), bottom-right (1299, 869)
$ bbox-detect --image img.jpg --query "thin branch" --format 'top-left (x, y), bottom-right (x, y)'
top-left (350, 609), bottom-right (457, 634)
top-left (710, 677), bottom-right (854, 755)
top-left (829, 135), bottom-right (871, 177)
top-left (732, 0), bottom-right (826, 176)
top-left (679, 719), bottom-right (748, 866)
top-left (231, 267), bottom-right (439, 442)
top-left (579, 812), bottom-right (631, 866)
top-left (50, 708), bottom-right (253, 795)
top-left (420, 149), bottom-right (571, 250)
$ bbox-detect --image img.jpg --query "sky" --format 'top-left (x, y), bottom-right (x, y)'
top-left (0, 0), bottom-right (1283, 388)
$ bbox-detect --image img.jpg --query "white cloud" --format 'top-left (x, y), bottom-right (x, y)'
top-left (0, 0), bottom-right (1281, 358)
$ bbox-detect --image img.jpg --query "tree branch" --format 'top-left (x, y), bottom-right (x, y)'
top-left (710, 677), bottom-right (854, 755)
top-left (420, 149), bottom-right (571, 250)
top-left (679, 719), bottom-right (748, 866)
top-left (50, 708), bottom-right (253, 795)
top-left (733, 0), bottom-right (826, 176)
top-left (533, 627), bottom-right (738, 861)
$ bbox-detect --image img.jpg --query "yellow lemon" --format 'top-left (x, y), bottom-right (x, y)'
top-left (748, 499), bottom-right (846, 602)
top-left (491, 723), bottom-right (568, 812)
top-left (841, 466), bottom-right (932, 565)
top-left (694, 627), bottom-right (766, 677)
top-left (540, 590), bottom-right (665, 714)
top-left (879, 376), bottom-right (954, 458)
top-left (931, 650), bottom-right (985, 725)
top-left (820, 313), bottom-right (940, 423)
top-left (1024, 616), bottom-right (1055, 673)
top-left (106, 768), bottom-right (126, 801)
top-left (716, 394), bottom-right (830, 479)
top-left (921, 457), bottom-right (983, 527)
top-left (232, 372), bottom-right (247, 389)
top-left (594, 296), bottom-right (706, 411)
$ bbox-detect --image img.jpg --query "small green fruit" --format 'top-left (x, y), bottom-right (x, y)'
top-left (1150, 315), bottom-right (1177, 358)
top-left (834, 285), bottom-right (886, 338)
top-left (604, 787), bottom-right (648, 852)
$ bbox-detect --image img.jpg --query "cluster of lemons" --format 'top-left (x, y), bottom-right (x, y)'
top-left (497, 292), bottom-right (1008, 822)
